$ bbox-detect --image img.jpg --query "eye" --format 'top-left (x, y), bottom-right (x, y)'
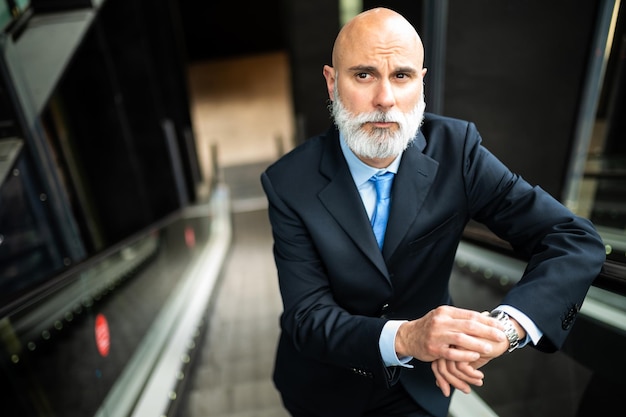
top-left (356, 72), bottom-right (370, 79)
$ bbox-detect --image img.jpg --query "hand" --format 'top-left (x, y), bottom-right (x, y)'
top-left (431, 314), bottom-right (527, 396)
top-left (394, 306), bottom-right (506, 363)
top-left (431, 358), bottom-right (485, 397)
top-left (430, 339), bottom-right (507, 397)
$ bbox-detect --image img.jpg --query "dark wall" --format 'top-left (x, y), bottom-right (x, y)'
top-left (177, 0), bottom-right (285, 61)
top-left (281, 0), bottom-right (340, 141)
top-left (363, 0), bottom-right (422, 22)
top-left (443, 1), bottom-right (598, 199)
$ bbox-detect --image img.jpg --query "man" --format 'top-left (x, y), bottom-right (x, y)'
top-left (261, 7), bottom-right (605, 417)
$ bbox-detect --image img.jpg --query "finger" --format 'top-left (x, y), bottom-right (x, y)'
top-left (448, 307), bottom-right (507, 333)
top-left (431, 360), bottom-right (452, 397)
top-left (469, 357), bottom-right (492, 370)
top-left (436, 308), bottom-right (506, 344)
top-left (443, 346), bottom-right (481, 363)
top-left (456, 361), bottom-right (484, 379)
top-left (460, 317), bottom-right (507, 343)
top-left (442, 306), bottom-right (499, 326)
top-left (443, 336), bottom-right (491, 359)
top-left (447, 332), bottom-right (502, 356)
top-left (456, 362), bottom-right (484, 386)
top-left (436, 359), bottom-right (472, 395)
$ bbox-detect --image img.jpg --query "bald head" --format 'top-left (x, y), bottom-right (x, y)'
top-left (332, 8), bottom-right (424, 70)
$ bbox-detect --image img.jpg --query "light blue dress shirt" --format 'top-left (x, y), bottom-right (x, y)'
top-left (339, 135), bottom-right (542, 367)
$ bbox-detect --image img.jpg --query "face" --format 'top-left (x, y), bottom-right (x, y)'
top-left (323, 10), bottom-right (427, 166)
top-left (331, 83), bottom-right (426, 160)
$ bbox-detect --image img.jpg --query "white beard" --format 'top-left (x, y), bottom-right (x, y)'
top-left (331, 85), bottom-right (426, 160)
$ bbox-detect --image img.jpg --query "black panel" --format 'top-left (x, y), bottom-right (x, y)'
top-left (0, 151), bottom-right (67, 306)
top-left (0, 81), bottom-right (18, 138)
top-left (281, 0), bottom-right (339, 141)
top-left (562, 313), bottom-right (626, 415)
top-left (362, 0), bottom-right (423, 28)
top-left (178, 0), bottom-right (285, 61)
top-left (30, 0), bottom-right (92, 13)
top-left (37, 0), bottom-right (193, 251)
top-left (97, 0), bottom-right (182, 219)
top-left (43, 23), bottom-right (157, 249)
top-left (137, 0), bottom-right (201, 200)
top-left (444, 0), bottom-right (599, 199)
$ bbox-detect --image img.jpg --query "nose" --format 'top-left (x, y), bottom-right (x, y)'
top-left (373, 79), bottom-right (395, 109)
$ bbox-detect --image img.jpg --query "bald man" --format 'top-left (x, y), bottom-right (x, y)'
top-left (261, 7), bottom-right (604, 417)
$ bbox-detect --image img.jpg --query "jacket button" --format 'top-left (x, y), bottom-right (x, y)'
top-left (562, 306), bottom-right (579, 330)
top-left (380, 303), bottom-right (389, 318)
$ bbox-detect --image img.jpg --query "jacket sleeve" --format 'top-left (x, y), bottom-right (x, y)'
top-left (461, 122), bottom-right (606, 351)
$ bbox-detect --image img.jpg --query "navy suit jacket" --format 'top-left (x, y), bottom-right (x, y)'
top-left (261, 113), bottom-right (605, 417)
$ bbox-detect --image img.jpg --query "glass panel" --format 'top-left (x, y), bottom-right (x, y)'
top-left (0, 150), bottom-right (67, 309)
top-left (0, 213), bottom-right (212, 416)
top-left (0, 1), bottom-right (11, 32)
top-left (570, 1), bottom-right (626, 266)
top-left (14, 0), bottom-right (30, 11)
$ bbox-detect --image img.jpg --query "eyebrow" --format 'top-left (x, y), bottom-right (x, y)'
top-left (347, 65), bottom-right (418, 75)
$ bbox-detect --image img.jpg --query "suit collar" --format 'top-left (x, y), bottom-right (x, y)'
top-left (318, 128), bottom-right (389, 277)
top-left (317, 128), bottom-right (439, 275)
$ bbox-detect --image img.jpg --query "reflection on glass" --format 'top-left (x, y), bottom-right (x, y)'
top-left (573, 1), bottom-right (626, 264)
top-left (0, 152), bottom-right (66, 308)
top-left (0, 1), bottom-right (11, 32)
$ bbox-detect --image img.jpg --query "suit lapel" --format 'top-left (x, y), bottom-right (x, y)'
top-left (317, 130), bottom-right (390, 277)
top-left (316, 129), bottom-right (439, 276)
top-left (383, 132), bottom-right (439, 258)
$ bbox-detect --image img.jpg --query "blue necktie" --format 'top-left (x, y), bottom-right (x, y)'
top-left (369, 171), bottom-right (395, 249)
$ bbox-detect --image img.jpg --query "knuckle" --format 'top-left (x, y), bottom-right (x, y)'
top-left (466, 320), bottom-right (481, 333)
top-left (436, 305), bottom-right (451, 314)
top-left (425, 346), bottom-right (436, 356)
top-left (450, 332), bottom-right (464, 345)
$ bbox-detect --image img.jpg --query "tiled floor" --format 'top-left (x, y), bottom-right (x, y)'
top-left (181, 208), bottom-right (288, 417)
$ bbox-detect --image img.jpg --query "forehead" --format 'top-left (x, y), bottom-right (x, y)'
top-left (345, 39), bottom-right (420, 70)
top-left (335, 20), bottom-right (423, 71)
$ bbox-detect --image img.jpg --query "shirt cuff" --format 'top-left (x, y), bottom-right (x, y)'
top-left (495, 304), bottom-right (543, 347)
top-left (379, 320), bottom-right (414, 368)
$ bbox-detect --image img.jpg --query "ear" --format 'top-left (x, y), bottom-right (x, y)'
top-left (323, 65), bottom-right (336, 101)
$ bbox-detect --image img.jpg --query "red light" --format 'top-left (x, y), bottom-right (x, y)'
top-left (185, 226), bottom-right (196, 248)
top-left (95, 313), bottom-right (110, 357)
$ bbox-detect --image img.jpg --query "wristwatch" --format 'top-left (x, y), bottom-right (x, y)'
top-left (489, 310), bottom-right (520, 352)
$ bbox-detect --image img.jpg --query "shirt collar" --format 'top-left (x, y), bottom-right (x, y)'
top-left (339, 133), bottom-right (401, 187)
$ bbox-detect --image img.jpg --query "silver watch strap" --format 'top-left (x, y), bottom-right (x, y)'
top-left (490, 310), bottom-right (520, 352)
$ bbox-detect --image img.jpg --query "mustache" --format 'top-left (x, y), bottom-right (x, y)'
top-left (353, 110), bottom-right (403, 125)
